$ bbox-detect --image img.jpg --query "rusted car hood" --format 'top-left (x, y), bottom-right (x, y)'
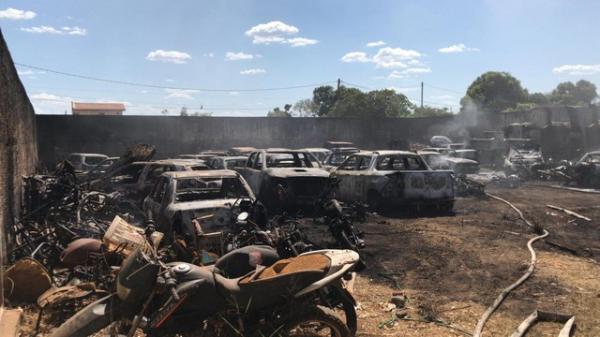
top-left (264, 167), bottom-right (330, 178)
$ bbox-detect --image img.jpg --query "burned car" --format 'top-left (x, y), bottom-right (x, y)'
top-left (66, 153), bottom-right (108, 173)
top-left (300, 148), bottom-right (332, 164)
top-left (504, 146), bottom-right (546, 179)
top-left (236, 149), bottom-right (332, 210)
top-left (570, 151), bottom-right (600, 187)
top-left (89, 159), bottom-right (209, 202)
top-left (322, 147), bottom-right (360, 171)
top-left (206, 156), bottom-right (248, 170)
top-left (142, 170), bottom-right (255, 238)
top-left (228, 146), bottom-right (257, 156)
top-left (420, 148), bottom-right (480, 174)
top-left (332, 151), bottom-right (455, 211)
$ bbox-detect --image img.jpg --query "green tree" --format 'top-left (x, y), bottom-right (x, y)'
top-left (292, 98), bottom-right (317, 117)
top-left (461, 71), bottom-right (527, 113)
top-left (267, 106), bottom-right (292, 117)
top-left (317, 86), bottom-right (414, 118)
top-left (412, 106), bottom-right (453, 117)
top-left (312, 86), bottom-right (337, 117)
top-left (550, 80), bottom-right (598, 106)
top-left (527, 92), bottom-right (549, 105)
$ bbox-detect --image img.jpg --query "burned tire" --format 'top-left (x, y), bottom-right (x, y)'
top-left (283, 305), bottom-right (351, 337)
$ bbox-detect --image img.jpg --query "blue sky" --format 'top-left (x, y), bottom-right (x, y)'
top-left (1, 0), bottom-right (599, 116)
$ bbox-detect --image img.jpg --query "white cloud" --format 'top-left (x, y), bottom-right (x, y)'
top-left (374, 48), bottom-right (421, 67)
top-left (146, 49), bottom-right (192, 64)
top-left (438, 43), bottom-right (479, 53)
top-left (372, 47), bottom-right (421, 69)
top-left (286, 37), bottom-right (318, 47)
top-left (164, 89), bottom-right (199, 100)
top-left (366, 41), bottom-right (386, 48)
top-left (0, 8), bottom-right (36, 20)
top-left (204, 52), bottom-right (215, 58)
top-left (17, 68), bottom-right (45, 79)
top-left (245, 20), bottom-right (317, 47)
top-left (240, 68), bottom-right (266, 75)
top-left (31, 92), bottom-right (64, 101)
top-left (552, 64), bottom-right (600, 75)
top-left (341, 52), bottom-right (370, 63)
top-left (62, 26), bottom-right (87, 36)
top-left (21, 25), bottom-right (87, 36)
top-left (388, 67), bottom-right (431, 79)
top-left (342, 46), bottom-right (425, 73)
top-left (21, 26), bottom-right (61, 34)
top-left (403, 67), bottom-right (431, 74)
top-left (225, 51), bottom-right (255, 61)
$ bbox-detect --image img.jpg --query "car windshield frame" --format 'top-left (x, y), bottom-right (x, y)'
top-left (264, 152), bottom-right (317, 168)
top-left (174, 176), bottom-right (249, 203)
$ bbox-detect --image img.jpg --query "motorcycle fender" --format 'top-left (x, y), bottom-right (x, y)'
top-left (49, 294), bottom-right (122, 337)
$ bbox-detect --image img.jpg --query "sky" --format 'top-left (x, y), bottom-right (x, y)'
top-left (1, 0), bottom-right (599, 116)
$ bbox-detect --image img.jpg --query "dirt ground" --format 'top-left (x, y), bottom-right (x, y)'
top-left (352, 184), bottom-right (600, 337)
top-left (18, 184), bottom-right (600, 336)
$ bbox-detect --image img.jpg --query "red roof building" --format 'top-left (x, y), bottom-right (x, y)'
top-left (71, 102), bottom-right (126, 115)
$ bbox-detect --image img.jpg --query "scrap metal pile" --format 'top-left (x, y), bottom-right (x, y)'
top-left (5, 144), bottom-right (369, 337)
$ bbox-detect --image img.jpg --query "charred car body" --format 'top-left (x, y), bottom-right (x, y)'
top-left (89, 159), bottom-right (209, 202)
top-left (504, 146), bottom-right (546, 179)
top-left (143, 170), bottom-right (255, 241)
top-left (237, 150), bottom-right (332, 210)
top-left (420, 148), bottom-right (480, 174)
top-left (332, 151), bottom-right (455, 211)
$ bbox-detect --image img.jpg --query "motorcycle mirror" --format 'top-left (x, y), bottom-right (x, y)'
top-left (237, 212), bottom-right (249, 223)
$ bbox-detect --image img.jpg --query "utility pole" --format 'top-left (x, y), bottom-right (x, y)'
top-left (337, 78), bottom-right (341, 91)
top-left (420, 81), bottom-right (424, 108)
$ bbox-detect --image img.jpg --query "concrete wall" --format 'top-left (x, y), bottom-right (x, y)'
top-left (36, 115), bottom-right (457, 166)
top-left (0, 30), bottom-right (38, 255)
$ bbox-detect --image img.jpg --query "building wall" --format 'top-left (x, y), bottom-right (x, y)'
top-left (36, 115), bottom-right (457, 166)
top-left (0, 29), bottom-right (38, 252)
top-left (72, 110), bottom-right (124, 116)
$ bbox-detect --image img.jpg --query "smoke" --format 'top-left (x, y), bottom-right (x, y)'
top-left (426, 96), bottom-right (486, 142)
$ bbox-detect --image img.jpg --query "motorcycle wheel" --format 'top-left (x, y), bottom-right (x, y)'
top-left (283, 305), bottom-right (351, 337)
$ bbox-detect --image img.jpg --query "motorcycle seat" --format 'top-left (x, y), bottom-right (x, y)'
top-left (239, 254), bottom-right (330, 284)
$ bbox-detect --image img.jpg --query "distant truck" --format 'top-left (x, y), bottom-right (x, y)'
top-left (331, 151), bottom-right (455, 212)
top-left (236, 149), bottom-right (331, 210)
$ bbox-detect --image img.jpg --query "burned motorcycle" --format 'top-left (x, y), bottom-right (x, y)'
top-left (315, 199), bottom-right (366, 271)
top-left (50, 224), bottom-right (359, 337)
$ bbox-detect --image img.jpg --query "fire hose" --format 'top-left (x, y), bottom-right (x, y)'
top-left (472, 193), bottom-right (549, 337)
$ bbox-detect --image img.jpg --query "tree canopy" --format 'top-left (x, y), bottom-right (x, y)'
top-left (461, 71), bottom-right (527, 113)
top-left (310, 85), bottom-right (414, 118)
top-left (550, 80), bottom-right (598, 106)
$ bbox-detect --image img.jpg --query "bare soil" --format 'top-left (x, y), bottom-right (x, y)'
top-left (353, 184), bottom-right (600, 337)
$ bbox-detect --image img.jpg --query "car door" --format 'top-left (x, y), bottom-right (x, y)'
top-left (331, 155), bottom-right (361, 201)
top-left (143, 176), bottom-right (169, 223)
top-left (237, 152), bottom-right (256, 183)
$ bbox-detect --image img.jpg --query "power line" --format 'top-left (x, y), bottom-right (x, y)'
top-left (15, 62), bottom-right (335, 92)
top-left (32, 97), bottom-right (268, 111)
top-left (340, 80), bottom-right (371, 90)
top-left (425, 83), bottom-right (463, 95)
